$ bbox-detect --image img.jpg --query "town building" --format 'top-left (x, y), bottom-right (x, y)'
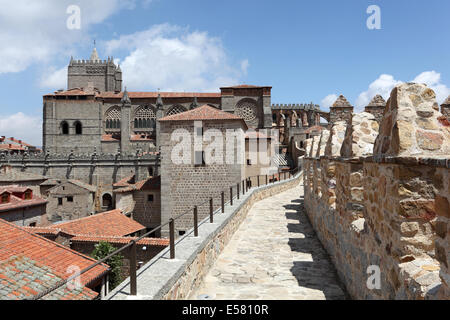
top-left (0, 186), bottom-right (47, 227)
top-left (43, 179), bottom-right (98, 223)
top-left (0, 219), bottom-right (109, 300)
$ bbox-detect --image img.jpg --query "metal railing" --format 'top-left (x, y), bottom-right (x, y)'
top-left (29, 166), bottom-right (301, 300)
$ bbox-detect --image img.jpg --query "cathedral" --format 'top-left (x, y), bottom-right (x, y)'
top-left (42, 48), bottom-right (327, 156)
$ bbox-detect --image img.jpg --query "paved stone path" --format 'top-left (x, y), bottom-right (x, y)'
top-left (190, 181), bottom-right (347, 300)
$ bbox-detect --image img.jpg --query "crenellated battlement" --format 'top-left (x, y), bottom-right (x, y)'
top-left (271, 103), bottom-right (321, 111)
top-left (302, 83), bottom-right (450, 300)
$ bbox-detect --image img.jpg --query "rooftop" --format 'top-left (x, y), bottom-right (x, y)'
top-left (0, 219), bottom-right (108, 300)
top-left (159, 104), bottom-right (246, 126)
top-left (0, 186), bottom-right (47, 213)
top-left (114, 176), bottom-right (160, 193)
top-left (48, 209), bottom-right (146, 237)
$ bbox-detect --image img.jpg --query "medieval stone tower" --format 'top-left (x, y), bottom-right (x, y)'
top-left (67, 47), bottom-right (122, 92)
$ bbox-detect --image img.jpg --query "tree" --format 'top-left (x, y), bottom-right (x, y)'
top-left (91, 241), bottom-right (124, 290)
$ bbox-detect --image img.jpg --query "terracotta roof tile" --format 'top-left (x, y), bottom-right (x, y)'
top-left (22, 226), bottom-right (61, 236)
top-left (113, 175), bottom-right (136, 188)
top-left (114, 176), bottom-right (160, 193)
top-left (70, 235), bottom-right (169, 247)
top-left (49, 209), bottom-right (145, 237)
top-left (220, 85), bottom-right (272, 89)
top-left (159, 104), bottom-right (247, 127)
top-left (0, 187), bottom-right (47, 213)
top-left (101, 134), bottom-right (120, 142)
top-left (0, 219), bottom-right (108, 299)
top-left (98, 92), bottom-right (221, 99)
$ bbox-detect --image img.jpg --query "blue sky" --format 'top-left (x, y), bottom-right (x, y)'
top-left (0, 0), bottom-right (449, 145)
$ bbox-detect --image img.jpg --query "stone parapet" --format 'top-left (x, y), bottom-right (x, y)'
top-left (303, 83), bottom-right (449, 300)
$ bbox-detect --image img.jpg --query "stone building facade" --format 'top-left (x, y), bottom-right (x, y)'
top-left (43, 179), bottom-right (97, 223)
top-left (159, 105), bottom-right (247, 236)
top-left (0, 186), bottom-right (48, 227)
top-left (42, 49), bottom-right (326, 157)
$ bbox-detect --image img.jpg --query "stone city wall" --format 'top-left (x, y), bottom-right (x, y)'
top-left (303, 83), bottom-right (450, 300)
top-left (106, 171), bottom-right (302, 300)
top-left (0, 153), bottom-right (157, 188)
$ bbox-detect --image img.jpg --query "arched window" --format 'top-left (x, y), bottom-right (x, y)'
top-left (134, 106), bottom-right (156, 131)
top-left (105, 106), bottom-right (121, 132)
top-left (74, 121), bottom-right (82, 135)
top-left (166, 105), bottom-right (187, 116)
top-left (148, 166), bottom-right (154, 176)
top-left (102, 193), bottom-right (113, 210)
top-left (61, 121), bottom-right (69, 135)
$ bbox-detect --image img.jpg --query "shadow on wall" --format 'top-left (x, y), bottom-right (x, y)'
top-left (283, 197), bottom-right (350, 300)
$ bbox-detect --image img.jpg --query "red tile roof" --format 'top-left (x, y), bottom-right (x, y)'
top-left (70, 235), bottom-right (169, 247)
top-left (101, 134), bottom-right (120, 142)
top-left (113, 175), bottom-right (136, 188)
top-left (49, 209), bottom-right (145, 237)
top-left (221, 85), bottom-right (272, 89)
top-left (98, 92), bottom-right (221, 99)
top-left (114, 176), bottom-right (161, 193)
top-left (130, 134), bottom-right (154, 142)
top-left (0, 187), bottom-right (47, 213)
top-left (44, 88), bottom-right (95, 97)
top-left (0, 144), bottom-right (25, 151)
top-left (7, 137), bottom-right (34, 148)
top-left (22, 226), bottom-right (61, 236)
top-left (159, 105), bottom-right (247, 127)
top-left (0, 219), bottom-right (108, 300)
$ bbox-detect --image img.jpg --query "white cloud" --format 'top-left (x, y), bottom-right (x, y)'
top-left (321, 94), bottom-right (338, 111)
top-left (0, 112), bottom-right (42, 146)
top-left (0, 0), bottom-right (137, 74)
top-left (40, 67), bottom-right (67, 89)
top-left (355, 74), bottom-right (402, 111)
top-left (352, 71), bottom-right (450, 111)
top-left (105, 24), bottom-right (247, 92)
top-left (241, 59), bottom-right (250, 76)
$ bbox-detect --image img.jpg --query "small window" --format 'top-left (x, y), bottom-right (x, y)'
top-left (1, 193), bottom-right (9, 204)
top-left (29, 222), bottom-right (36, 227)
top-left (67, 196), bottom-right (73, 202)
top-left (247, 159), bottom-right (252, 165)
top-left (147, 194), bottom-right (154, 202)
top-left (24, 191), bottom-right (32, 200)
top-left (179, 231), bottom-right (186, 236)
top-left (194, 151), bottom-right (206, 166)
top-left (74, 121), bottom-right (82, 135)
top-left (61, 121), bottom-right (69, 135)
top-left (58, 198), bottom-right (63, 206)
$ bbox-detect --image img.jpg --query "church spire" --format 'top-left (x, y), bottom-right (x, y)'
top-left (121, 87), bottom-right (131, 105)
top-left (156, 91), bottom-right (163, 110)
top-left (90, 40), bottom-right (100, 61)
top-left (190, 96), bottom-right (198, 110)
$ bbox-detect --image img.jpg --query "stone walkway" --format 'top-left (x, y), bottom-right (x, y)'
top-left (190, 181), bottom-right (347, 300)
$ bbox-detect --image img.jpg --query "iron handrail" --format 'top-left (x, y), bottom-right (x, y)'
top-left (28, 166), bottom-right (301, 300)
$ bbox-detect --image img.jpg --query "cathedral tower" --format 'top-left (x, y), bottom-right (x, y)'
top-left (67, 47), bottom-right (122, 92)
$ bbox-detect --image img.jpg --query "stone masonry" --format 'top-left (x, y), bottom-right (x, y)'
top-left (304, 83), bottom-right (450, 300)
